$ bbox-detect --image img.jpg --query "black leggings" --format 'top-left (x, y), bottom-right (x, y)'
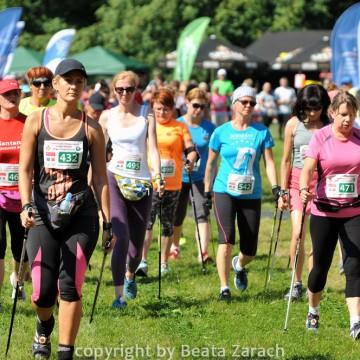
top-left (309, 214), bottom-right (360, 297)
top-left (0, 207), bottom-right (25, 262)
top-left (213, 192), bottom-right (261, 256)
top-left (26, 216), bottom-right (99, 308)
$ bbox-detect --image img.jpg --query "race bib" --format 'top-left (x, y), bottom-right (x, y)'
top-left (227, 173), bottom-right (255, 195)
top-left (114, 153), bottom-right (142, 175)
top-left (44, 140), bottom-right (83, 170)
top-left (0, 163), bottom-right (19, 186)
top-left (161, 159), bottom-right (175, 178)
top-left (326, 174), bottom-right (358, 199)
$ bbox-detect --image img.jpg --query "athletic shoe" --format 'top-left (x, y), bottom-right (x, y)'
top-left (135, 260), bottom-right (148, 277)
top-left (218, 288), bottom-right (231, 301)
top-left (284, 282), bottom-right (303, 301)
top-left (169, 245), bottom-right (180, 260)
top-left (160, 263), bottom-right (170, 276)
top-left (10, 272), bottom-right (26, 301)
top-left (350, 322), bottom-right (360, 340)
top-left (232, 256), bottom-right (248, 291)
top-left (124, 278), bottom-right (137, 299)
top-left (112, 297), bottom-right (127, 309)
top-left (32, 332), bottom-right (51, 359)
top-left (306, 312), bottom-right (319, 331)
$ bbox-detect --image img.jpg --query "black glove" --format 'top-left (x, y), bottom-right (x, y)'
top-left (272, 185), bottom-right (281, 203)
top-left (204, 191), bottom-right (213, 215)
top-left (102, 222), bottom-right (113, 251)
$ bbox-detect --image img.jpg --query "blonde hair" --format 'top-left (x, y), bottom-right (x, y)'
top-left (186, 88), bottom-right (208, 103)
top-left (112, 71), bottom-right (139, 88)
top-left (329, 90), bottom-right (358, 114)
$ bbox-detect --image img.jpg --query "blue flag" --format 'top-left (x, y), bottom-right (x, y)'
top-left (0, 7), bottom-right (23, 77)
top-left (43, 29), bottom-right (76, 72)
top-left (331, 3), bottom-right (360, 87)
top-left (3, 20), bottom-right (25, 75)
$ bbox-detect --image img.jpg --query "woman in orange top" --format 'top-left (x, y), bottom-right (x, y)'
top-left (139, 88), bottom-right (198, 275)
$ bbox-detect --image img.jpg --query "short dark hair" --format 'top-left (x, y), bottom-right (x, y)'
top-left (292, 84), bottom-right (330, 123)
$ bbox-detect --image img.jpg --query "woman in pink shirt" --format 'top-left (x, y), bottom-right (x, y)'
top-left (300, 91), bottom-right (360, 339)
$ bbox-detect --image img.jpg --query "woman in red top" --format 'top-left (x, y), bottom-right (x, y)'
top-left (0, 79), bottom-right (27, 310)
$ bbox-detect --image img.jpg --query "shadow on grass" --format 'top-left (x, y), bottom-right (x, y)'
top-left (140, 295), bottom-right (212, 318)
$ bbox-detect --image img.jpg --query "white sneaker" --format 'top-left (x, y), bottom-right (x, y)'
top-left (10, 272), bottom-right (26, 301)
top-left (135, 260), bottom-right (148, 277)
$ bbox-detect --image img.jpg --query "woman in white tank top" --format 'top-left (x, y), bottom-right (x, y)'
top-left (99, 71), bottom-right (163, 308)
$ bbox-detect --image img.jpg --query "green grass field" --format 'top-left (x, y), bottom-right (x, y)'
top-left (1, 125), bottom-right (359, 359)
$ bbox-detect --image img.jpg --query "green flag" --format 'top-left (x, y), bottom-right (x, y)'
top-left (174, 17), bottom-right (210, 81)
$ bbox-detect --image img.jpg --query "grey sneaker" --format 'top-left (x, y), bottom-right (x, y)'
top-left (32, 332), bottom-right (51, 359)
top-left (160, 263), bottom-right (170, 276)
top-left (284, 282), bottom-right (303, 301)
top-left (350, 322), bottom-right (360, 340)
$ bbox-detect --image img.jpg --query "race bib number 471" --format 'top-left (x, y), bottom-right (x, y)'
top-left (326, 174), bottom-right (358, 199)
top-left (44, 140), bottom-right (83, 170)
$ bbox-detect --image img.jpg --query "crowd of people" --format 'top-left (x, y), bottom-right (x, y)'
top-left (1, 60), bottom-right (360, 359)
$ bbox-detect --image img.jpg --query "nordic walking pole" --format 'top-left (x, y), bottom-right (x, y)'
top-left (158, 198), bottom-right (162, 300)
top-left (264, 205), bottom-right (278, 289)
top-left (89, 226), bottom-right (112, 324)
top-left (187, 169), bottom-right (207, 274)
top-left (6, 207), bottom-right (33, 356)
top-left (267, 210), bottom-right (284, 286)
top-left (284, 205), bottom-right (306, 331)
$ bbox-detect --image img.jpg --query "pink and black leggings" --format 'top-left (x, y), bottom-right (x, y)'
top-left (26, 217), bottom-right (99, 308)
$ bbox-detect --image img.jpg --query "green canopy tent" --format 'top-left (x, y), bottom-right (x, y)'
top-left (71, 46), bottom-right (148, 75)
top-left (8, 46), bottom-right (43, 75)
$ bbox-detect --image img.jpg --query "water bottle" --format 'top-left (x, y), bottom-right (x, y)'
top-left (59, 193), bottom-right (72, 214)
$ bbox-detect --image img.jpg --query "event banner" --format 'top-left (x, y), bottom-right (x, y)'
top-left (3, 20), bottom-right (25, 75)
top-left (174, 17), bottom-right (210, 81)
top-left (0, 7), bottom-right (23, 77)
top-left (43, 29), bottom-right (76, 72)
top-left (331, 2), bottom-right (360, 87)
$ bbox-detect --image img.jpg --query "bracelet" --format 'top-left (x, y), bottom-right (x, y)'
top-left (299, 187), bottom-right (309, 195)
top-left (279, 189), bottom-right (289, 197)
top-left (22, 203), bottom-right (33, 212)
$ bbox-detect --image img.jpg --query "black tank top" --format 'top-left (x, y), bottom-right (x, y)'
top-left (33, 109), bottom-right (97, 223)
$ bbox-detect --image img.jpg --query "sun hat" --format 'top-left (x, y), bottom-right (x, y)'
top-left (232, 85), bottom-right (257, 104)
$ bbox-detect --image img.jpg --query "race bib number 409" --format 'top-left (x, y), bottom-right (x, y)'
top-left (44, 140), bottom-right (83, 170)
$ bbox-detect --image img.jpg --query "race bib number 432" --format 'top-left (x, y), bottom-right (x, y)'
top-left (44, 140), bottom-right (83, 170)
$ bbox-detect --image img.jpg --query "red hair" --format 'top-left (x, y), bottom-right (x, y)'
top-left (26, 66), bottom-right (54, 82)
top-left (151, 88), bottom-right (175, 109)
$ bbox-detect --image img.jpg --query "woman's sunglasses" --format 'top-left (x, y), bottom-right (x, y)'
top-left (191, 103), bottom-right (206, 110)
top-left (238, 100), bottom-right (256, 107)
top-left (114, 86), bottom-right (136, 95)
top-left (32, 78), bottom-right (52, 88)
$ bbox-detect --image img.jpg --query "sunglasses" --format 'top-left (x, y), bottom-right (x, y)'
top-left (314, 197), bottom-right (360, 212)
top-left (191, 103), bottom-right (206, 110)
top-left (114, 86), bottom-right (136, 95)
top-left (238, 100), bottom-right (256, 107)
top-left (32, 79), bottom-right (52, 88)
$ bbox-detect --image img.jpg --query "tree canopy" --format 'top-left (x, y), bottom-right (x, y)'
top-left (0, 0), bottom-right (358, 68)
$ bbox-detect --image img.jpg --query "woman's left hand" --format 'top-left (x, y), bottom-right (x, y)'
top-left (185, 158), bottom-right (195, 172)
